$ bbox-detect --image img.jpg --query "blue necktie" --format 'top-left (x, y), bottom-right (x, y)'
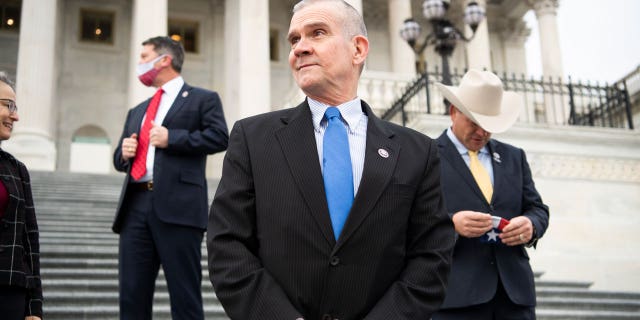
top-left (323, 107), bottom-right (354, 240)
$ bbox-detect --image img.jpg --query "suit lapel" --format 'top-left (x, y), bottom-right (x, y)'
top-left (162, 83), bottom-right (191, 127)
top-left (437, 131), bottom-right (487, 203)
top-left (131, 99), bottom-right (150, 133)
top-left (275, 101), bottom-right (336, 247)
top-left (335, 102), bottom-right (399, 251)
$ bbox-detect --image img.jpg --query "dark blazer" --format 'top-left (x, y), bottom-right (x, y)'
top-left (436, 131), bottom-right (549, 309)
top-left (113, 83), bottom-right (228, 233)
top-left (0, 149), bottom-right (43, 318)
top-left (208, 100), bottom-right (455, 320)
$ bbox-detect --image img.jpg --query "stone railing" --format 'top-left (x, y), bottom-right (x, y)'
top-left (617, 65), bottom-right (640, 98)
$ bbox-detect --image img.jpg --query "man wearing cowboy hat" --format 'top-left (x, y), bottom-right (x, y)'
top-left (433, 69), bottom-right (549, 319)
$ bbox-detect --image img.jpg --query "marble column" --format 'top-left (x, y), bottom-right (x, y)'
top-left (529, 0), bottom-right (566, 124)
top-left (388, 0), bottom-right (415, 75)
top-left (465, 0), bottom-right (492, 71)
top-left (501, 18), bottom-right (533, 123)
top-left (224, 0), bottom-right (271, 126)
top-left (127, 0), bottom-right (168, 108)
top-left (529, 0), bottom-right (563, 79)
top-left (3, 0), bottom-right (59, 170)
top-left (501, 19), bottom-right (530, 76)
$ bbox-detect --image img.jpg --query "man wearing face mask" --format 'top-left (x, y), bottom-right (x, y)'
top-left (113, 36), bottom-right (228, 320)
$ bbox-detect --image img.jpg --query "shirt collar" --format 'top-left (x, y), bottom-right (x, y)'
top-left (446, 127), bottom-right (489, 156)
top-left (159, 76), bottom-right (184, 97)
top-left (308, 97), bottom-right (363, 133)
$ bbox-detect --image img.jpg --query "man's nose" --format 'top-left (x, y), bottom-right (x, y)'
top-left (293, 38), bottom-right (312, 56)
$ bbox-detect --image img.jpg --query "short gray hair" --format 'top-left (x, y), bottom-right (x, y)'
top-left (0, 71), bottom-right (15, 91)
top-left (292, 0), bottom-right (368, 39)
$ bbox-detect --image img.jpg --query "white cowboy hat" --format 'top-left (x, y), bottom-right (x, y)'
top-left (435, 69), bottom-right (522, 133)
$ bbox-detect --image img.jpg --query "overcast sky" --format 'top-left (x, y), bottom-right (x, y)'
top-left (524, 0), bottom-right (640, 84)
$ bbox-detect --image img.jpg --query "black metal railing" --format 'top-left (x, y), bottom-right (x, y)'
top-left (382, 67), bottom-right (634, 129)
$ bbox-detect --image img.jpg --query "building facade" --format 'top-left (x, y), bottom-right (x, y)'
top-left (3, 0), bottom-right (640, 293)
top-left (0, 0), bottom-right (565, 173)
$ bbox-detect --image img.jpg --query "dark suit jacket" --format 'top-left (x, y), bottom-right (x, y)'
top-left (207, 100), bottom-right (455, 320)
top-left (436, 131), bottom-right (549, 309)
top-left (112, 83), bottom-right (228, 233)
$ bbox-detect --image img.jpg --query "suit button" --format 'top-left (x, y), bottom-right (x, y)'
top-left (330, 256), bottom-right (340, 266)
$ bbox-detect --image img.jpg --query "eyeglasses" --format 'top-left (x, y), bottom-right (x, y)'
top-left (0, 99), bottom-right (17, 114)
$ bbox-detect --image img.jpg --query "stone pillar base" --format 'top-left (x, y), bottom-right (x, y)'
top-left (3, 132), bottom-right (56, 171)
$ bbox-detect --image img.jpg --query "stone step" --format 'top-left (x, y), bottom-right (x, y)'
top-left (43, 289), bottom-right (222, 304)
top-left (43, 304), bottom-right (229, 320)
top-left (40, 232), bottom-right (116, 240)
top-left (41, 263), bottom-right (211, 279)
top-left (535, 280), bottom-right (592, 290)
top-left (42, 278), bottom-right (214, 292)
top-left (537, 288), bottom-right (640, 300)
top-left (39, 221), bottom-right (115, 229)
top-left (538, 296), bottom-right (640, 312)
top-left (536, 309), bottom-right (640, 320)
top-left (38, 215), bottom-right (113, 222)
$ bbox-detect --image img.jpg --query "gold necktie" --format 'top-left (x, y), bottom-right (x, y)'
top-left (469, 150), bottom-right (493, 202)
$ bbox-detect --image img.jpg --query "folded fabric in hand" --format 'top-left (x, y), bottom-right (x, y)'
top-left (480, 216), bottom-right (510, 244)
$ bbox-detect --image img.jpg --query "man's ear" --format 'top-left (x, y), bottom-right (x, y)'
top-left (160, 55), bottom-right (173, 68)
top-left (352, 35), bottom-right (369, 66)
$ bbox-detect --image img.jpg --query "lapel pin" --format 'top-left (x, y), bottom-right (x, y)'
top-left (182, 91), bottom-right (189, 98)
top-left (378, 148), bottom-right (389, 158)
top-left (493, 152), bottom-right (501, 163)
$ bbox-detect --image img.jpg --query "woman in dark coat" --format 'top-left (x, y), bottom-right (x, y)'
top-left (0, 71), bottom-right (42, 320)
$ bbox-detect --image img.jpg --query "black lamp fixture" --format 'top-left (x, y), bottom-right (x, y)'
top-left (400, 0), bottom-right (485, 86)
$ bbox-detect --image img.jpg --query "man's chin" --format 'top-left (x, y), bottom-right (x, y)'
top-left (296, 79), bottom-right (321, 94)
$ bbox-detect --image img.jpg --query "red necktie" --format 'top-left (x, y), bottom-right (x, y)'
top-left (131, 88), bottom-right (163, 180)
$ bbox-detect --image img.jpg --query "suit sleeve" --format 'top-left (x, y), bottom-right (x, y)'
top-left (207, 122), bottom-right (302, 320)
top-left (166, 91), bottom-right (229, 155)
top-left (19, 163), bottom-right (43, 318)
top-left (113, 109), bottom-right (135, 172)
top-left (520, 149), bottom-right (549, 247)
top-left (365, 139), bottom-right (456, 319)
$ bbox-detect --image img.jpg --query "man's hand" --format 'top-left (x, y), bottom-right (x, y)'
top-left (121, 133), bottom-right (138, 160)
top-left (500, 216), bottom-right (534, 246)
top-left (25, 316), bottom-right (42, 320)
top-left (451, 211), bottom-right (493, 238)
top-left (150, 121), bottom-right (169, 148)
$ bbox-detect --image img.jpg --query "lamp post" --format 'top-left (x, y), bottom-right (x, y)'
top-left (400, 0), bottom-right (485, 87)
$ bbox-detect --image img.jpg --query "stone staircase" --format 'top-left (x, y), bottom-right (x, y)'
top-left (31, 171), bottom-right (226, 320)
top-left (29, 171), bottom-right (640, 319)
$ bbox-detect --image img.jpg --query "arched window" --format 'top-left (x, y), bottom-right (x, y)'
top-left (70, 125), bottom-right (111, 174)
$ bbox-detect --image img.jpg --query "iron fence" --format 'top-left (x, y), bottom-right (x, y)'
top-left (382, 67), bottom-right (634, 129)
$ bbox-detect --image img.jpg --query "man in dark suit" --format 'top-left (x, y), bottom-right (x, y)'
top-left (207, 1), bottom-right (455, 319)
top-left (113, 36), bottom-right (228, 320)
top-left (432, 69), bottom-right (550, 320)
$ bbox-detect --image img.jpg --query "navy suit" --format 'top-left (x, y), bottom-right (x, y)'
top-left (207, 100), bottom-right (455, 320)
top-left (113, 83), bottom-right (228, 319)
top-left (434, 131), bottom-right (549, 318)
